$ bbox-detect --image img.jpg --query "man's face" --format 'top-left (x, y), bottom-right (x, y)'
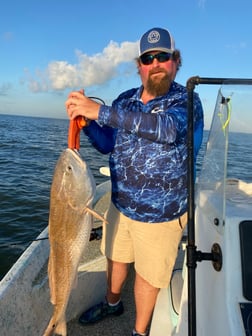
top-left (138, 51), bottom-right (179, 96)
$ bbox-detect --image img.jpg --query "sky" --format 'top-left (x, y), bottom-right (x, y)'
top-left (1, 0), bottom-right (252, 132)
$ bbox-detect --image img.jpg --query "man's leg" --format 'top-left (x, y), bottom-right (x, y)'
top-left (134, 272), bottom-right (159, 334)
top-left (78, 258), bottom-right (127, 324)
top-left (106, 258), bottom-right (129, 303)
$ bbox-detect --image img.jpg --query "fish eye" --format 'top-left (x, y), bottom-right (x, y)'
top-left (66, 165), bottom-right (73, 175)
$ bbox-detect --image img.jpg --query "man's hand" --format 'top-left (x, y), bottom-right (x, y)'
top-left (65, 89), bottom-right (100, 120)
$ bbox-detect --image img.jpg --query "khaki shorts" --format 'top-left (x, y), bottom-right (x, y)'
top-left (101, 202), bottom-right (187, 288)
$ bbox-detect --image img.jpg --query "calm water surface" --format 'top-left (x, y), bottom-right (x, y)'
top-left (0, 114), bottom-right (251, 280)
top-left (0, 114), bottom-right (109, 279)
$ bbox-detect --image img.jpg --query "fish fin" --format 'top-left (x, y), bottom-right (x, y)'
top-left (54, 319), bottom-right (67, 336)
top-left (84, 206), bottom-right (108, 224)
top-left (42, 316), bottom-right (67, 336)
top-left (43, 316), bottom-right (67, 336)
top-left (47, 254), bottom-right (57, 304)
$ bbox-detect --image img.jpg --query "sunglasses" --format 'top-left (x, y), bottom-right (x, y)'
top-left (140, 52), bottom-right (172, 65)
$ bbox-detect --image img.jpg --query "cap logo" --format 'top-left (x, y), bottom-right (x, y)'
top-left (147, 30), bottom-right (160, 44)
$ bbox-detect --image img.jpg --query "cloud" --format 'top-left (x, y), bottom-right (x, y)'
top-left (0, 82), bottom-right (12, 96)
top-left (2, 32), bottom-right (14, 41)
top-left (225, 41), bottom-right (247, 52)
top-left (198, 0), bottom-right (206, 9)
top-left (25, 40), bottom-right (139, 92)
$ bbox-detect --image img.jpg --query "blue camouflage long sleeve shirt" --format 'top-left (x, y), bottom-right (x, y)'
top-left (84, 81), bottom-right (204, 223)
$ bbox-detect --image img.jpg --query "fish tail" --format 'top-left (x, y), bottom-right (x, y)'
top-left (43, 317), bottom-right (67, 336)
top-left (54, 319), bottom-right (67, 336)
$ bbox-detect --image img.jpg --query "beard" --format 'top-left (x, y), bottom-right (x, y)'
top-left (145, 70), bottom-right (172, 97)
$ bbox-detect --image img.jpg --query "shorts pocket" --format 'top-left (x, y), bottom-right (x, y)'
top-left (177, 212), bottom-right (187, 230)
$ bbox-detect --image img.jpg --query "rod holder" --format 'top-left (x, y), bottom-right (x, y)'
top-left (196, 243), bottom-right (223, 272)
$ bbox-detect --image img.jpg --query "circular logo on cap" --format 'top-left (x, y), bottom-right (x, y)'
top-left (147, 30), bottom-right (160, 44)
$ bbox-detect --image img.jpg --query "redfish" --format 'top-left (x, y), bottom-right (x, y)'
top-left (43, 148), bottom-right (96, 336)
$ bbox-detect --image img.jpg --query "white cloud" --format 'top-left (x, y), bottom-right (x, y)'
top-left (26, 40), bottom-right (138, 92)
top-left (225, 41), bottom-right (247, 51)
top-left (48, 61), bottom-right (79, 90)
top-left (223, 41), bottom-right (247, 58)
top-left (2, 32), bottom-right (14, 41)
top-left (0, 82), bottom-right (12, 96)
top-left (198, 0), bottom-right (206, 9)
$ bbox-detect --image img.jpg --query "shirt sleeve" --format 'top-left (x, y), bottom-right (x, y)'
top-left (98, 103), bottom-right (187, 145)
top-left (83, 120), bottom-right (117, 154)
top-left (97, 87), bottom-right (204, 150)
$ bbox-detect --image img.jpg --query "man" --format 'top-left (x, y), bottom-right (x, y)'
top-left (65, 27), bottom-right (204, 336)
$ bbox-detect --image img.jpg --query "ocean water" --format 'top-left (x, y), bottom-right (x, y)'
top-left (0, 114), bottom-right (109, 280)
top-left (0, 114), bottom-right (251, 280)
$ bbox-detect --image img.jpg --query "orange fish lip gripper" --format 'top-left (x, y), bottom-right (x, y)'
top-left (67, 116), bottom-right (87, 150)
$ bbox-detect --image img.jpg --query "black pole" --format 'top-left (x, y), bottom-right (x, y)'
top-left (186, 78), bottom-right (197, 336)
top-left (186, 76), bottom-right (252, 336)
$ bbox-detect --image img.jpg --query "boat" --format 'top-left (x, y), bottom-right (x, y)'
top-left (151, 77), bottom-right (252, 336)
top-left (0, 77), bottom-right (252, 336)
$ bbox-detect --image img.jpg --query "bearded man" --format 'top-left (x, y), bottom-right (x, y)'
top-left (65, 27), bottom-right (204, 336)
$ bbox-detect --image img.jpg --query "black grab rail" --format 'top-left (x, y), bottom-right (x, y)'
top-left (186, 77), bottom-right (252, 336)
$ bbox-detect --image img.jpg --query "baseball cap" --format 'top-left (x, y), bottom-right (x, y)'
top-left (139, 27), bottom-right (175, 56)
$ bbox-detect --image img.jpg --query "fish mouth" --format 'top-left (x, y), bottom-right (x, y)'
top-left (65, 147), bottom-right (96, 196)
top-left (66, 148), bottom-right (87, 167)
top-left (69, 148), bottom-right (82, 159)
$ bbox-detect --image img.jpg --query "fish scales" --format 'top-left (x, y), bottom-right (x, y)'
top-left (43, 148), bottom-right (96, 336)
